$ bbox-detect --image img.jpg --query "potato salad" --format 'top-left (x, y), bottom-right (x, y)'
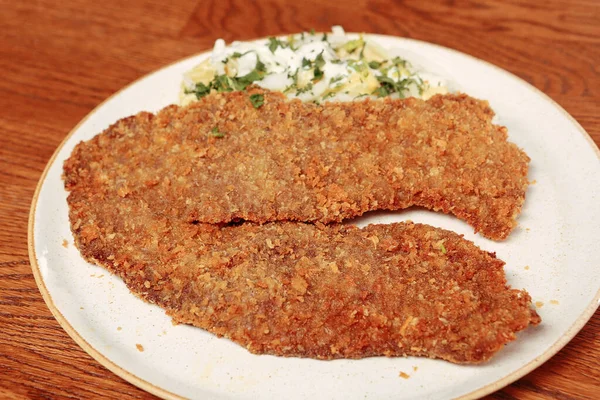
top-left (180, 26), bottom-right (447, 106)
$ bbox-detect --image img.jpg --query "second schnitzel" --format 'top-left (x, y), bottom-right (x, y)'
top-left (65, 176), bottom-right (540, 363)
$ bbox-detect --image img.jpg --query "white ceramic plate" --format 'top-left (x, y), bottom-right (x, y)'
top-left (29, 34), bottom-right (600, 400)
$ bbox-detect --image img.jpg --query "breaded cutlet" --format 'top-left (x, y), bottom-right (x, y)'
top-left (64, 177), bottom-right (540, 363)
top-left (64, 88), bottom-right (530, 240)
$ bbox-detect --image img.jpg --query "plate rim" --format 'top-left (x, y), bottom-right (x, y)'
top-left (27, 33), bottom-right (600, 400)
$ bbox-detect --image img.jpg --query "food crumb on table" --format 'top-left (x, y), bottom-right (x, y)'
top-left (399, 371), bottom-right (410, 379)
top-left (535, 301), bottom-right (544, 308)
top-left (136, 343), bottom-right (144, 352)
top-left (550, 300), bottom-right (560, 305)
top-left (62, 239), bottom-right (68, 248)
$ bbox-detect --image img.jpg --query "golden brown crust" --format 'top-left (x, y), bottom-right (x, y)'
top-left (64, 180), bottom-right (539, 363)
top-left (64, 89), bottom-right (529, 240)
top-left (63, 89), bottom-right (539, 363)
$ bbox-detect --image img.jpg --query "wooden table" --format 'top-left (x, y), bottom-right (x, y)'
top-left (1, 0), bottom-right (598, 398)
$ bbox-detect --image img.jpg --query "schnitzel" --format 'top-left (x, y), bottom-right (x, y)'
top-left (62, 88), bottom-right (539, 363)
top-left (64, 88), bottom-right (529, 240)
top-left (65, 182), bottom-right (539, 363)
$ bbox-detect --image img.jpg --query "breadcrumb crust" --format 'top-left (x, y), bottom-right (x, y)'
top-left (64, 180), bottom-right (539, 363)
top-left (64, 89), bottom-right (530, 240)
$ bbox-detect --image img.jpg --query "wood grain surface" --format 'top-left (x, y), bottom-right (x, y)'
top-left (1, 0), bottom-right (598, 398)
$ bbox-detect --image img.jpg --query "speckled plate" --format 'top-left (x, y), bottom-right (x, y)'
top-left (28, 34), bottom-right (600, 400)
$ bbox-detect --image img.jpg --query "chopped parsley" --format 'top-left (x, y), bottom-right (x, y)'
top-left (283, 84), bottom-right (295, 94)
top-left (256, 58), bottom-right (267, 72)
top-left (231, 50), bottom-right (253, 59)
top-left (212, 75), bottom-right (235, 92)
top-left (234, 70), bottom-right (262, 89)
top-left (339, 38), bottom-right (364, 54)
top-left (210, 127), bottom-right (224, 138)
top-left (268, 37), bottom-right (286, 53)
top-left (185, 82), bottom-right (211, 98)
top-left (302, 57), bottom-right (311, 69)
top-left (313, 68), bottom-right (323, 81)
top-left (314, 52), bottom-right (325, 69)
top-left (299, 52), bottom-right (326, 82)
top-left (373, 75), bottom-right (417, 98)
top-left (391, 56), bottom-right (408, 69)
top-left (347, 59), bottom-right (368, 72)
top-left (249, 93), bottom-right (265, 108)
top-left (368, 60), bottom-right (382, 69)
top-left (289, 69), bottom-right (299, 82)
top-left (296, 83), bottom-right (313, 95)
top-left (359, 41), bottom-right (367, 58)
top-left (189, 58), bottom-right (267, 99)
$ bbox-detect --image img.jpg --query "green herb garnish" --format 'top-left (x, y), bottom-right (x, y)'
top-left (212, 75), bottom-right (235, 92)
top-left (391, 56), bottom-right (408, 69)
top-left (249, 93), bottom-right (265, 108)
top-left (214, 58), bottom-right (267, 91)
top-left (314, 52), bottom-right (325, 69)
top-left (313, 67), bottom-right (323, 81)
top-left (359, 41), bottom-right (367, 58)
top-left (185, 82), bottom-right (211, 99)
top-left (374, 75), bottom-right (416, 98)
top-left (368, 60), bottom-right (382, 69)
top-left (289, 68), bottom-right (299, 83)
top-left (268, 37), bottom-right (286, 53)
top-left (255, 57), bottom-right (267, 72)
top-left (231, 50), bottom-right (253, 59)
top-left (235, 70), bottom-right (262, 89)
top-left (312, 52), bottom-right (326, 81)
top-left (346, 59), bottom-right (364, 72)
top-left (339, 38), bottom-right (364, 54)
top-left (210, 127), bottom-right (224, 138)
top-left (372, 86), bottom-right (388, 97)
top-left (296, 83), bottom-right (313, 95)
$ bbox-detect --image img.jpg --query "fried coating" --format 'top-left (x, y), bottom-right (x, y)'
top-left (63, 88), bottom-right (530, 240)
top-left (64, 176), bottom-right (540, 363)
